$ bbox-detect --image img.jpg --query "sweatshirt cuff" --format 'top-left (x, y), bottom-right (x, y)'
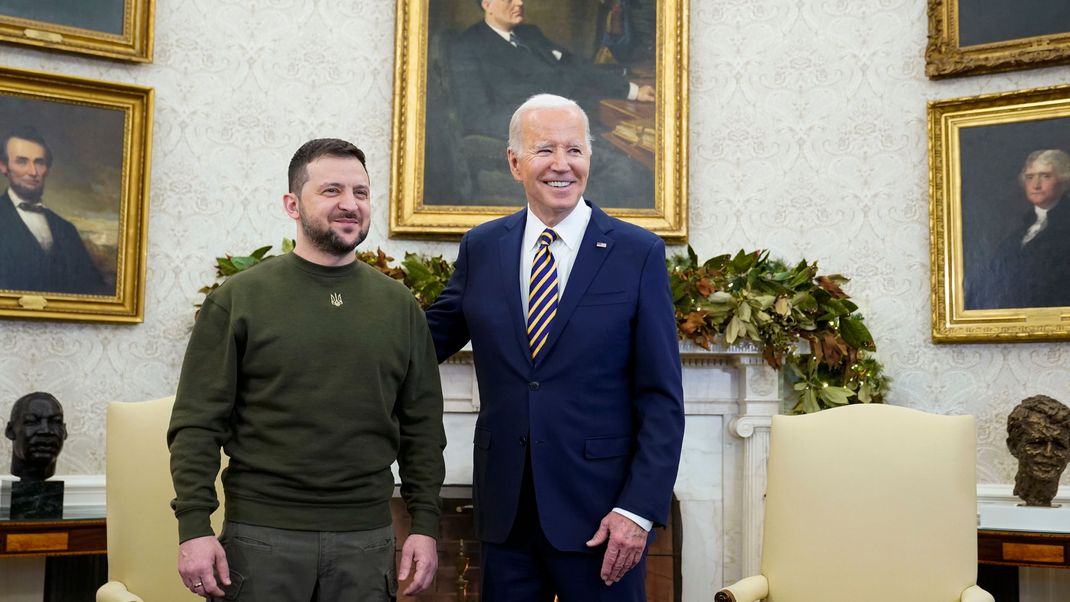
top-left (406, 508), bottom-right (441, 539)
top-left (177, 510), bottom-right (216, 543)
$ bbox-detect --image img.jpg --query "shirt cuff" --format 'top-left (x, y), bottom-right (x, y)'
top-left (612, 507), bottom-right (652, 531)
top-left (627, 82), bottom-right (639, 101)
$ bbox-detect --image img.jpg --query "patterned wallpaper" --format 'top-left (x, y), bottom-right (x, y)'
top-left (1, 0), bottom-right (1068, 486)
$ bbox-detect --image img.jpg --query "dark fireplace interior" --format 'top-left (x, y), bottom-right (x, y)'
top-left (392, 487), bottom-right (681, 601)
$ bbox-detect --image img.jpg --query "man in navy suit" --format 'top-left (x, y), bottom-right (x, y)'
top-left (425, 94), bottom-right (684, 601)
top-left (0, 126), bottom-right (109, 295)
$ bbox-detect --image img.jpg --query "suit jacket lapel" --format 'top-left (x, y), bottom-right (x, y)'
top-left (538, 203), bottom-right (615, 362)
top-left (498, 209), bottom-right (532, 366)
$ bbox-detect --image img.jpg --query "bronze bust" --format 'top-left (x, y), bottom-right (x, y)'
top-left (1007, 395), bottom-right (1070, 507)
top-left (5, 392), bottom-right (68, 482)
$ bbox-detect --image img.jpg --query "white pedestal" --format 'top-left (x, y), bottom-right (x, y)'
top-left (979, 502), bottom-right (1070, 533)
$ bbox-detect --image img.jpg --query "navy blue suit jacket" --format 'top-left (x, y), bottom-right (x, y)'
top-left (425, 201), bottom-right (684, 551)
top-left (0, 191), bottom-right (109, 295)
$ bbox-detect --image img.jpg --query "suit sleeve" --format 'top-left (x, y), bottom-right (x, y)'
top-left (526, 26), bottom-right (631, 101)
top-left (615, 238), bottom-right (684, 527)
top-left (424, 234), bottom-right (472, 363)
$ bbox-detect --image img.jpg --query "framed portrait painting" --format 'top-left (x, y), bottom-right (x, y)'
top-left (0, 0), bottom-right (155, 62)
top-left (0, 65), bottom-right (153, 323)
top-left (389, 0), bottom-right (688, 241)
top-left (929, 84), bottom-right (1070, 342)
top-left (926, 0), bottom-right (1070, 78)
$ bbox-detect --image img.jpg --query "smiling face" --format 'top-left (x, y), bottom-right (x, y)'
top-left (507, 106), bottom-right (590, 227)
top-left (283, 155), bottom-right (371, 265)
top-left (1013, 419), bottom-right (1070, 481)
top-left (0, 137), bottom-right (50, 202)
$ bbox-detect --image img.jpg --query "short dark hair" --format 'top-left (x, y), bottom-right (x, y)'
top-left (0, 126), bottom-right (53, 167)
top-left (287, 138), bottom-right (367, 194)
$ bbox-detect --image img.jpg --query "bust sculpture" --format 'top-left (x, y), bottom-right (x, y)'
top-left (1007, 395), bottom-right (1070, 507)
top-left (5, 391), bottom-right (68, 482)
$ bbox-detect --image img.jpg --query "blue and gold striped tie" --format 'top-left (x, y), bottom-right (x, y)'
top-left (527, 228), bottom-right (559, 360)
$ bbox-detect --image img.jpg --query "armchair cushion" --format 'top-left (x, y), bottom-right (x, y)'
top-left (715, 574), bottom-right (768, 602)
top-left (95, 580), bottom-right (144, 602)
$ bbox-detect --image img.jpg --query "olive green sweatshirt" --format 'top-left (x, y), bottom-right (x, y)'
top-left (168, 252), bottom-right (446, 543)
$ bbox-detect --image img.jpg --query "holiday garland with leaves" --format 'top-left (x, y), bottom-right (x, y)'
top-left (199, 242), bottom-right (888, 414)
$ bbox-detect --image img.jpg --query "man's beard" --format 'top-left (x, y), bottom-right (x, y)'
top-left (298, 202), bottom-right (366, 257)
top-left (9, 180), bottom-right (44, 202)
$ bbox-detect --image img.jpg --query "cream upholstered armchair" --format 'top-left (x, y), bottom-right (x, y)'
top-left (97, 396), bottom-right (225, 602)
top-left (716, 403), bottom-right (993, 602)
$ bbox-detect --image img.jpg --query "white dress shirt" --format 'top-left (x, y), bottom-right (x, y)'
top-left (7, 187), bottom-right (53, 251)
top-left (1021, 204), bottom-right (1052, 247)
top-left (518, 200), bottom-right (653, 532)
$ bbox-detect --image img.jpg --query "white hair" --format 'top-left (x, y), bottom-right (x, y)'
top-left (1020, 149), bottom-right (1070, 186)
top-left (507, 94), bottom-right (593, 156)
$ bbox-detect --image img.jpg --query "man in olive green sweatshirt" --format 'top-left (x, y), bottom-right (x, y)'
top-left (168, 138), bottom-right (446, 600)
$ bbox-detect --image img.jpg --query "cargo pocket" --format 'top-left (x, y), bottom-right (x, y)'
top-left (386, 567), bottom-right (399, 601)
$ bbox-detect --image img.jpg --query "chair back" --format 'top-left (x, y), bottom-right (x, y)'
top-left (103, 396), bottom-right (224, 601)
top-left (760, 403), bottom-right (978, 602)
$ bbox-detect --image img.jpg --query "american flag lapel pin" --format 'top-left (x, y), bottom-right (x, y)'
top-left (596, 241), bottom-right (607, 248)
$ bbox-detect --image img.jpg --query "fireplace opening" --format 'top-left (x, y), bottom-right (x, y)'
top-left (392, 487), bottom-right (681, 601)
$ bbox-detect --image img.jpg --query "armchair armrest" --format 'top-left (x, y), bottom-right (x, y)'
top-left (96, 581), bottom-right (145, 602)
top-left (715, 575), bottom-right (769, 602)
top-left (961, 584), bottom-right (995, 602)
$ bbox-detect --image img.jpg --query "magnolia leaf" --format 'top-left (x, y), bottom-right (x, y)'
top-left (793, 292), bottom-right (818, 312)
top-left (802, 388), bottom-right (820, 413)
top-left (708, 291), bottom-right (733, 303)
top-left (249, 245), bottom-right (274, 260)
top-left (754, 294), bottom-right (776, 309)
top-left (725, 315), bottom-right (743, 344)
top-left (696, 278), bottom-right (715, 297)
top-left (774, 296), bottom-right (790, 316)
top-left (816, 275), bottom-right (849, 299)
top-left (230, 255), bottom-right (259, 272)
top-left (680, 312), bottom-right (707, 335)
top-left (819, 386), bottom-right (854, 406)
top-left (281, 238), bottom-right (295, 253)
top-left (737, 300), bottom-right (752, 321)
top-left (839, 316), bottom-right (875, 351)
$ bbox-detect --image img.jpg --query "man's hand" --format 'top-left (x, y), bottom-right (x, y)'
top-left (586, 511), bottom-right (648, 586)
top-left (398, 533), bottom-right (438, 595)
top-left (637, 84), bottom-right (655, 103)
top-left (178, 535), bottom-right (230, 598)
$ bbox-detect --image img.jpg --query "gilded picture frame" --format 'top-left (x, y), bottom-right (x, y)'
top-left (0, 65), bottom-right (153, 323)
top-left (926, 0), bottom-right (1070, 79)
top-left (0, 0), bottom-right (155, 63)
top-left (389, 0), bottom-right (688, 241)
top-left (929, 84), bottom-right (1070, 342)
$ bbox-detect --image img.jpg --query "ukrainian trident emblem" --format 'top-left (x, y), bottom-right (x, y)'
top-left (330, 293), bottom-right (343, 307)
